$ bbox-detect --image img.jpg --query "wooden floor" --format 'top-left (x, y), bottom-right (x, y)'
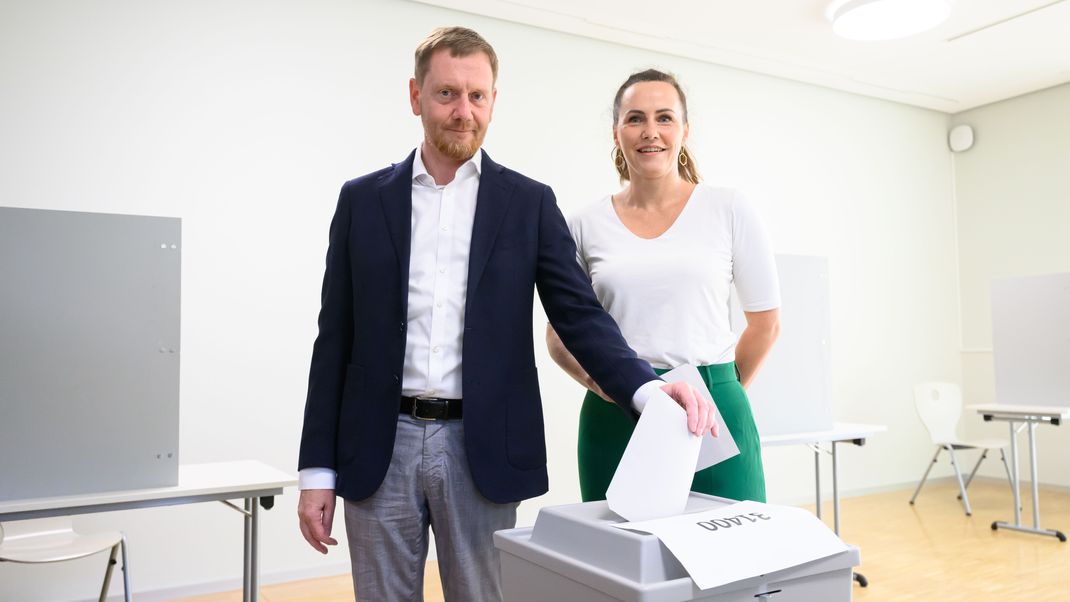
top-left (176, 481), bottom-right (1069, 601)
top-left (841, 480), bottom-right (1069, 601)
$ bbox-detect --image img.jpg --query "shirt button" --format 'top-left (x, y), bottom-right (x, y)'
top-left (439, 267), bottom-right (446, 274)
top-left (436, 301), bottom-right (443, 308)
top-left (432, 346), bottom-right (441, 354)
top-left (441, 225), bottom-right (448, 231)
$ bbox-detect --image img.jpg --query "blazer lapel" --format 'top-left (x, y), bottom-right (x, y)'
top-left (378, 150), bottom-right (415, 300)
top-left (467, 151), bottom-right (515, 296)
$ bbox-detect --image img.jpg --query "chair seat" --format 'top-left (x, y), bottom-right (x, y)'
top-left (936, 438), bottom-right (1007, 450)
top-left (0, 530), bottom-right (123, 564)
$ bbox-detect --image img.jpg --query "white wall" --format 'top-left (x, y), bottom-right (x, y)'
top-left (0, 0), bottom-right (961, 599)
top-left (951, 82), bottom-right (1070, 486)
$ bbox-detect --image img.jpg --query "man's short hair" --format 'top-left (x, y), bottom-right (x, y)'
top-left (414, 26), bottom-right (499, 85)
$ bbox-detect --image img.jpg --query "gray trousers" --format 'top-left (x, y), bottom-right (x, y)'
top-left (344, 414), bottom-right (519, 601)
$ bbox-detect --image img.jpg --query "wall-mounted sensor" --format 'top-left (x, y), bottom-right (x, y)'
top-left (949, 124), bottom-right (974, 152)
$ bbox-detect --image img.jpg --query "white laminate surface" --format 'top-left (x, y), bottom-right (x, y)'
top-left (0, 460), bottom-right (296, 516)
top-left (968, 404), bottom-right (1070, 420)
top-left (760, 422), bottom-right (887, 447)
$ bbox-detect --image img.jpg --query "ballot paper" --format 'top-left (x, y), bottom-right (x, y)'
top-left (660, 364), bottom-right (740, 471)
top-left (606, 390), bottom-right (702, 522)
top-left (605, 364), bottom-right (741, 522)
top-left (615, 500), bottom-right (851, 590)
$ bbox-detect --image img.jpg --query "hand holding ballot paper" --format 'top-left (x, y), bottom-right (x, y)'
top-left (607, 364), bottom-right (740, 522)
top-left (602, 365), bottom-right (851, 592)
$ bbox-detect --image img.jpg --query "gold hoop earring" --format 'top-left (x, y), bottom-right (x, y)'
top-left (614, 148), bottom-right (627, 170)
top-left (679, 150), bottom-right (689, 167)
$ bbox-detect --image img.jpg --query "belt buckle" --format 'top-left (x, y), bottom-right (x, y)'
top-left (412, 396), bottom-right (443, 421)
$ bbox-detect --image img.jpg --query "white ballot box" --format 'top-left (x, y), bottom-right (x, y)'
top-left (494, 493), bottom-right (859, 602)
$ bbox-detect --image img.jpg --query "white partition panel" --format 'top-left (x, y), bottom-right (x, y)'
top-left (991, 273), bottom-right (1070, 408)
top-left (731, 255), bottom-right (833, 437)
top-left (0, 207), bottom-right (181, 501)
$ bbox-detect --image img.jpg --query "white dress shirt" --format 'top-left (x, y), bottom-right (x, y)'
top-left (300, 147), bottom-right (660, 490)
top-left (300, 147), bottom-right (481, 490)
top-left (400, 147), bottom-right (481, 399)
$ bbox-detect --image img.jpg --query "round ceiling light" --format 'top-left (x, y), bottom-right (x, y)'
top-left (827, 0), bottom-right (953, 41)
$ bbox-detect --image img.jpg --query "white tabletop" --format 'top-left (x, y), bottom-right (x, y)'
top-left (0, 460), bottom-right (296, 518)
top-left (760, 422), bottom-right (888, 447)
top-left (968, 404), bottom-right (1070, 420)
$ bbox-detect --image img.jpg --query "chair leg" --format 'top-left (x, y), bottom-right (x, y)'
top-left (99, 544), bottom-right (118, 602)
top-left (958, 449), bottom-right (988, 499)
top-left (910, 447), bottom-right (942, 505)
top-left (947, 446), bottom-right (973, 516)
top-left (998, 449), bottom-right (1020, 511)
top-left (120, 535), bottom-right (131, 602)
top-left (999, 449), bottom-right (1013, 486)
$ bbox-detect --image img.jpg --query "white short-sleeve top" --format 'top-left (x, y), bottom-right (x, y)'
top-left (568, 183), bottom-right (780, 369)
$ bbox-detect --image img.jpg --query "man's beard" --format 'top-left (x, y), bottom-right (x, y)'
top-left (427, 119), bottom-right (484, 162)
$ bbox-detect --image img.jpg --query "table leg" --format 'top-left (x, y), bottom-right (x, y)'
top-left (832, 442), bottom-right (840, 536)
top-left (1028, 422), bottom-right (1041, 529)
top-left (991, 419), bottom-right (1065, 541)
top-left (120, 535), bottom-right (131, 602)
top-left (243, 498), bottom-right (252, 602)
top-left (814, 446), bottom-right (822, 521)
top-left (831, 439), bottom-right (867, 587)
top-left (1010, 422), bottom-right (1021, 527)
top-left (251, 497), bottom-right (260, 602)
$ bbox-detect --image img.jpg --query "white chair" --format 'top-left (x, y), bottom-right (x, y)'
top-left (910, 382), bottom-right (1013, 515)
top-left (0, 517), bottom-right (131, 602)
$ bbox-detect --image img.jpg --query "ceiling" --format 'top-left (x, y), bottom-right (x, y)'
top-left (411, 0), bottom-right (1070, 113)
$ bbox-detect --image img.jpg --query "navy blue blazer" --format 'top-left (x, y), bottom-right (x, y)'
top-left (298, 151), bottom-right (657, 504)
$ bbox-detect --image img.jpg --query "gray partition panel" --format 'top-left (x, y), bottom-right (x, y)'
top-left (730, 254), bottom-right (834, 437)
top-left (0, 207), bottom-right (180, 501)
top-left (991, 273), bottom-right (1070, 408)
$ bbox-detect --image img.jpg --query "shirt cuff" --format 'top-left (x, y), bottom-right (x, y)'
top-left (631, 380), bottom-right (664, 413)
top-left (298, 467), bottom-right (337, 490)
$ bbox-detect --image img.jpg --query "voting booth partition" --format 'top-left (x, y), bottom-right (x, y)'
top-left (495, 493), bottom-right (859, 602)
top-left (990, 272), bottom-right (1070, 410)
top-left (730, 254), bottom-right (834, 437)
top-left (0, 207), bottom-right (181, 502)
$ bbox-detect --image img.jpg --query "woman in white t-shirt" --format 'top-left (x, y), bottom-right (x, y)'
top-left (546, 69), bottom-right (781, 502)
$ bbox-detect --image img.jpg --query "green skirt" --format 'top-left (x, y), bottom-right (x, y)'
top-left (578, 362), bottom-right (766, 503)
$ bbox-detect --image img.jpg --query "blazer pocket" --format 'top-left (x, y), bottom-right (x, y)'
top-left (505, 368), bottom-right (547, 470)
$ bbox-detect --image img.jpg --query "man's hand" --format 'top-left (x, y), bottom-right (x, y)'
top-left (298, 489), bottom-right (339, 554)
top-left (660, 381), bottom-right (719, 438)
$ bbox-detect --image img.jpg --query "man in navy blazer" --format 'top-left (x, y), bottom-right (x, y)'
top-left (296, 27), bottom-right (715, 602)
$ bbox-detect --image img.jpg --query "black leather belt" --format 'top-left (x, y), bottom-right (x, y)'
top-left (401, 396), bottom-right (463, 420)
